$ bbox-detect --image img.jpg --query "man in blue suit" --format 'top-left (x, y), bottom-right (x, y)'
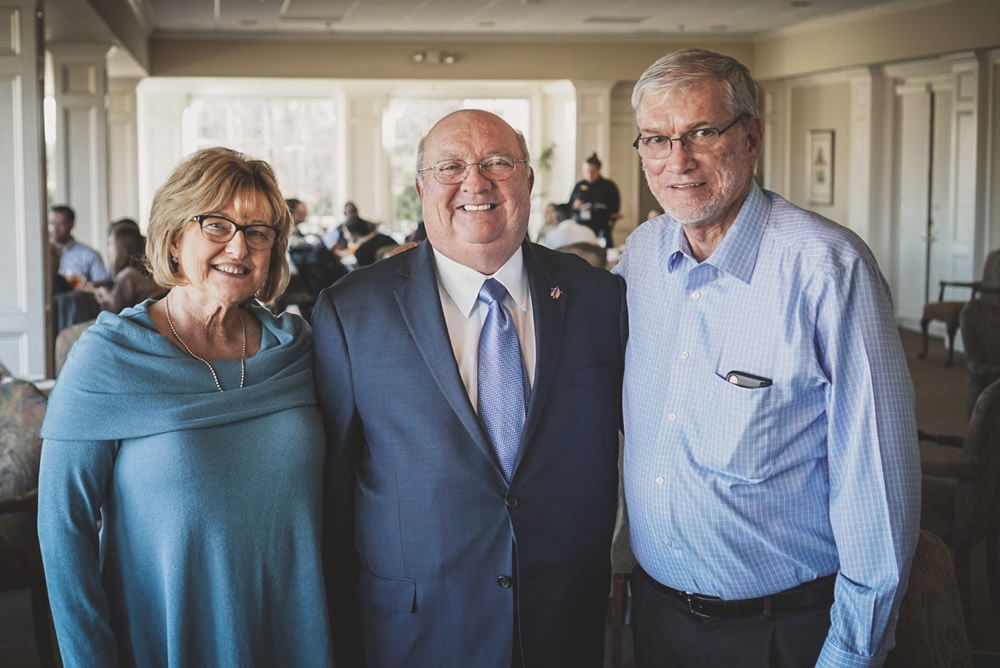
top-left (313, 110), bottom-right (626, 667)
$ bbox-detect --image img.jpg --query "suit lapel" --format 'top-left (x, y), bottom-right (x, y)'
top-left (513, 243), bottom-right (566, 476)
top-left (393, 244), bottom-right (503, 478)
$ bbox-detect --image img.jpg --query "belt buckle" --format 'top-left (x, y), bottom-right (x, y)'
top-left (684, 592), bottom-right (712, 618)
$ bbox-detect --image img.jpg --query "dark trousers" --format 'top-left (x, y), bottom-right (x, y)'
top-left (631, 566), bottom-right (832, 668)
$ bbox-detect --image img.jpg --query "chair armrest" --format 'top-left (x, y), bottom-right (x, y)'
top-left (0, 488), bottom-right (38, 514)
top-left (938, 280), bottom-right (980, 301)
top-left (918, 429), bottom-right (964, 448)
top-left (922, 459), bottom-right (977, 479)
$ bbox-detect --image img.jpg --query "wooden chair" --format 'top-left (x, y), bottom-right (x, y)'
top-left (919, 248), bottom-right (1000, 366)
top-left (919, 378), bottom-right (1000, 637)
top-left (0, 377), bottom-right (56, 666)
top-left (886, 529), bottom-right (971, 668)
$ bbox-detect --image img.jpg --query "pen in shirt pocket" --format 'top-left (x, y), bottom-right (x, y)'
top-left (725, 370), bottom-right (773, 389)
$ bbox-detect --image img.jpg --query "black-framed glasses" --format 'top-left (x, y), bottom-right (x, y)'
top-left (192, 214), bottom-right (278, 251)
top-left (632, 114), bottom-right (749, 159)
top-left (418, 156), bottom-right (529, 185)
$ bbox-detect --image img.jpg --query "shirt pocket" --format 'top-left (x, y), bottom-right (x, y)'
top-left (688, 366), bottom-right (775, 483)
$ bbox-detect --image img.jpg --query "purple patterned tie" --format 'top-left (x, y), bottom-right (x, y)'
top-left (477, 278), bottom-right (528, 480)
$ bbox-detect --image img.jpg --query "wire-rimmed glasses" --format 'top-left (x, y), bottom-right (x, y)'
top-left (632, 114), bottom-right (749, 159)
top-left (418, 156), bottom-right (529, 185)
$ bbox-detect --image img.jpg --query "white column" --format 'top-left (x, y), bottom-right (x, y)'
top-left (340, 86), bottom-right (389, 228)
top-left (0, 0), bottom-right (47, 377)
top-left (49, 41), bottom-right (111, 252)
top-left (108, 76), bottom-right (140, 223)
top-left (571, 80), bottom-right (614, 174)
top-left (136, 80), bottom-right (188, 228)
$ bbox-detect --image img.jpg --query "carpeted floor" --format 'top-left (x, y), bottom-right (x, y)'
top-left (2, 329), bottom-right (997, 666)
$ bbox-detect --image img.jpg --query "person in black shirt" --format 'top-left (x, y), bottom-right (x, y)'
top-left (568, 153), bottom-right (621, 246)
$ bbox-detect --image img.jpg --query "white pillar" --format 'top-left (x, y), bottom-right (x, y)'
top-left (108, 76), bottom-right (140, 223)
top-left (341, 86), bottom-right (389, 229)
top-left (49, 41), bottom-right (111, 253)
top-left (0, 0), bottom-right (48, 377)
top-left (571, 80), bottom-right (614, 174)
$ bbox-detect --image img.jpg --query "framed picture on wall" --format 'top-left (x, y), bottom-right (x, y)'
top-left (808, 129), bottom-right (834, 206)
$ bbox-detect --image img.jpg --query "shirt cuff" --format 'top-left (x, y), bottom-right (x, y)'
top-left (816, 640), bottom-right (886, 668)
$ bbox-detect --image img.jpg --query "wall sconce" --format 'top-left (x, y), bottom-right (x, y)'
top-left (412, 49), bottom-right (457, 65)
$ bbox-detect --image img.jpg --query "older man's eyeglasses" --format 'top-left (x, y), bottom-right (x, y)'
top-left (193, 214), bottom-right (278, 251)
top-left (418, 156), bottom-right (529, 185)
top-left (632, 114), bottom-right (748, 159)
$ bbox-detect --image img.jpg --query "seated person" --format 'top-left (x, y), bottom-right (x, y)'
top-left (346, 218), bottom-right (397, 267)
top-left (49, 205), bottom-right (112, 285)
top-left (540, 203), bottom-right (599, 249)
top-left (93, 226), bottom-right (162, 313)
top-left (324, 201), bottom-right (371, 250)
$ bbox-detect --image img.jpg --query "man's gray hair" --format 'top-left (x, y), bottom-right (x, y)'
top-left (415, 121), bottom-right (531, 176)
top-left (631, 48), bottom-right (759, 119)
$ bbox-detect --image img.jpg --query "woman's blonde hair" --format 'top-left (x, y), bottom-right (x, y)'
top-left (146, 147), bottom-right (292, 303)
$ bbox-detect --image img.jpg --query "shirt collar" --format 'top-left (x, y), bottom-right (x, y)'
top-left (664, 182), bottom-right (768, 284)
top-left (433, 246), bottom-right (528, 318)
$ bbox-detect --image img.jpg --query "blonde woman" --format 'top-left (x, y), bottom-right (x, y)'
top-left (38, 147), bottom-right (334, 667)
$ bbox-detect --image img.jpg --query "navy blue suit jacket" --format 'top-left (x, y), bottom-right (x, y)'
top-left (313, 241), bottom-right (625, 667)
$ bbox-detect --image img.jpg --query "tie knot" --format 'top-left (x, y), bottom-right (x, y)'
top-left (478, 278), bottom-right (508, 306)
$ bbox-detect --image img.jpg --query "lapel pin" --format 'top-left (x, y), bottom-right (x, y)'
top-left (550, 286), bottom-right (563, 300)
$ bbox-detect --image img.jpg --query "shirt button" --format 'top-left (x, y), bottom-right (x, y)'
top-left (668, 412), bottom-right (678, 422)
top-left (663, 538), bottom-right (673, 548)
top-left (691, 291), bottom-right (701, 300)
top-left (680, 351), bottom-right (689, 360)
top-left (497, 575), bottom-right (512, 589)
top-left (655, 476), bottom-right (665, 485)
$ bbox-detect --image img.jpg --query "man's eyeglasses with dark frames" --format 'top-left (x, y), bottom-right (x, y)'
top-left (632, 114), bottom-right (749, 159)
top-left (418, 156), bottom-right (529, 185)
top-left (193, 214), bottom-right (278, 251)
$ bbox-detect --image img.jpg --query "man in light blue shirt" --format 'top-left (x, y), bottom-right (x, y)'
top-left (616, 48), bottom-right (920, 667)
top-left (49, 205), bottom-right (112, 284)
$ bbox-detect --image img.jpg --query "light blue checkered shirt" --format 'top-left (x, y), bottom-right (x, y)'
top-left (615, 184), bottom-right (920, 667)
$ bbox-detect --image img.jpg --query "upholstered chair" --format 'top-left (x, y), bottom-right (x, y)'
top-left (0, 377), bottom-right (56, 666)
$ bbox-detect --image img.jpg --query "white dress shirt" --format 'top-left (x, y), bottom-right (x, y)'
top-left (433, 247), bottom-right (536, 410)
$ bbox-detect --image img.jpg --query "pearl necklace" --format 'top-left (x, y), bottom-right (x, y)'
top-left (164, 296), bottom-right (246, 392)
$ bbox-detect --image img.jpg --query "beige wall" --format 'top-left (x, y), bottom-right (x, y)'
top-left (787, 82), bottom-right (852, 225)
top-left (754, 0), bottom-right (1000, 80)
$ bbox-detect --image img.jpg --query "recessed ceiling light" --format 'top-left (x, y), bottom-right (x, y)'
top-left (479, 21), bottom-right (496, 27)
top-left (709, 25), bottom-right (727, 32)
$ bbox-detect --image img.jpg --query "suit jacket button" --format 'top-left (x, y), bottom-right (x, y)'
top-left (505, 496), bottom-right (520, 508)
top-left (497, 575), bottom-right (512, 589)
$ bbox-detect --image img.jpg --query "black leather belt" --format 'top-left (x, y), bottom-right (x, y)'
top-left (638, 566), bottom-right (836, 619)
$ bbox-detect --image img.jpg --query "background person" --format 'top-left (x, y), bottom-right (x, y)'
top-left (539, 202), bottom-right (598, 249)
top-left (616, 48), bottom-right (920, 668)
top-left (48, 204), bottom-right (112, 285)
top-left (313, 109), bottom-right (625, 667)
top-left (38, 147), bottom-right (334, 667)
top-left (568, 153), bottom-right (620, 247)
top-left (344, 217), bottom-right (397, 267)
top-left (93, 224), bottom-right (162, 313)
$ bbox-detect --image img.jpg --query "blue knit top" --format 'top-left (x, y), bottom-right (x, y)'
top-left (38, 299), bottom-right (334, 668)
